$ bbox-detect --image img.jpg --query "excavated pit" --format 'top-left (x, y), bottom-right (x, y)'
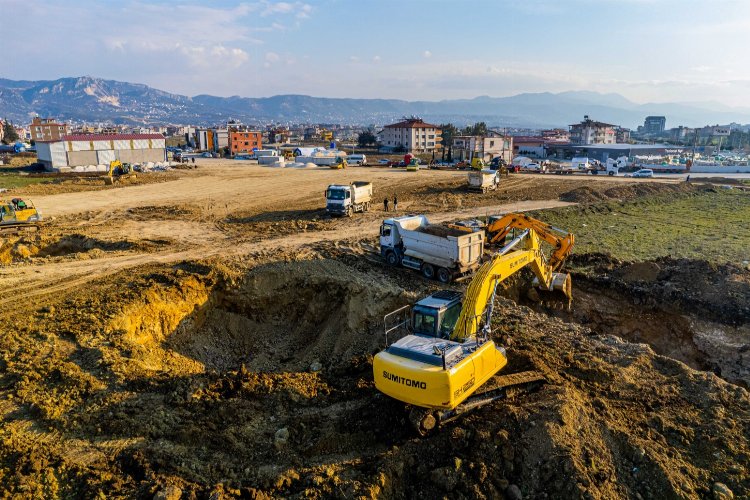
top-left (527, 257), bottom-right (750, 388)
top-left (110, 259), bottom-right (407, 376)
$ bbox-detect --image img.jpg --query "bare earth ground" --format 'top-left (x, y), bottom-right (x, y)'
top-left (0, 161), bottom-right (748, 499)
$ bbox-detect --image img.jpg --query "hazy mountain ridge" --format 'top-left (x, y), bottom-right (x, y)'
top-left (1, 76), bottom-right (749, 128)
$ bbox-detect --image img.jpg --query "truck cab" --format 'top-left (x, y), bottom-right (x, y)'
top-left (326, 184), bottom-right (353, 215)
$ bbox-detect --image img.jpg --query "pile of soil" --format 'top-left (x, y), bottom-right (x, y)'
top-left (560, 183), bottom-right (696, 203)
top-left (0, 233), bottom-right (165, 265)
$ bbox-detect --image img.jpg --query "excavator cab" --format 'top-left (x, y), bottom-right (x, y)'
top-left (410, 291), bottom-right (463, 339)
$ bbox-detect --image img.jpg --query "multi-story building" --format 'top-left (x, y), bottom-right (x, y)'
top-left (379, 118), bottom-right (441, 153)
top-left (569, 116), bottom-right (616, 145)
top-left (30, 117), bottom-right (69, 142)
top-left (230, 131), bottom-right (263, 154)
top-left (541, 129), bottom-right (570, 142)
top-left (452, 131), bottom-right (512, 163)
top-left (615, 127), bottom-right (631, 143)
top-left (643, 116), bottom-right (667, 135)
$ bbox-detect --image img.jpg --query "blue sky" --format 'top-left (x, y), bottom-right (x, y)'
top-left (4, 0), bottom-right (750, 106)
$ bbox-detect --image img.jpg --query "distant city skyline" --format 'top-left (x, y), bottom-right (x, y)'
top-left (4, 0), bottom-right (750, 108)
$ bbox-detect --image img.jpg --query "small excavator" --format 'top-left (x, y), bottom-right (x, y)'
top-left (329, 157), bottom-right (348, 169)
top-left (104, 160), bottom-right (136, 185)
top-left (0, 198), bottom-right (43, 232)
top-left (373, 213), bottom-right (573, 435)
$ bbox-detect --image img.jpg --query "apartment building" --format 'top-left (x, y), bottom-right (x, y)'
top-left (380, 118), bottom-right (441, 153)
top-left (230, 131), bottom-right (263, 154)
top-left (30, 117), bottom-right (69, 142)
top-left (569, 116), bottom-right (616, 145)
top-left (452, 132), bottom-right (512, 163)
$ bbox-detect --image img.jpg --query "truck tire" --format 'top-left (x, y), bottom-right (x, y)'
top-left (347, 207), bottom-right (353, 217)
top-left (386, 251), bottom-right (400, 266)
top-left (608, 171), bottom-right (615, 176)
top-left (437, 267), bottom-right (452, 283)
top-left (421, 263), bottom-right (435, 279)
top-left (365, 201), bottom-right (370, 212)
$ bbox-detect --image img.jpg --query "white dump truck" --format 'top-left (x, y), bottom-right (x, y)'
top-left (467, 169), bottom-right (501, 193)
top-left (380, 215), bottom-right (485, 283)
top-left (325, 181), bottom-right (373, 216)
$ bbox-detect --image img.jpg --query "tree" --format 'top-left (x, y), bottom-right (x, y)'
top-left (439, 123), bottom-right (458, 161)
top-left (357, 131), bottom-right (377, 147)
top-left (2, 119), bottom-right (19, 144)
top-left (462, 121), bottom-right (487, 136)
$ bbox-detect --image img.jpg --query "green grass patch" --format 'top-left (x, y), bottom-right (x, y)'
top-left (0, 173), bottom-right (50, 190)
top-left (532, 190), bottom-right (750, 266)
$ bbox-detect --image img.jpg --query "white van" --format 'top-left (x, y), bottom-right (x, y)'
top-left (347, 154), bottom-right (367, 166)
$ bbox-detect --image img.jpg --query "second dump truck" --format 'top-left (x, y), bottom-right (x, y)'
top-left (380, 215), bottom-right (484, 283)
top-left (325, 181), bottom-right (373, 216)
top-left (467, 169), bottom-right (500, 193)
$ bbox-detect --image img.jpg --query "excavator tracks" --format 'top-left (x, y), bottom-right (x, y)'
top-left (408, 370), bottom-right (546, 436)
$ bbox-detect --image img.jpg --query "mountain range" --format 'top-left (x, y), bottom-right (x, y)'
top-left (1, 76), bottom-right (749, 129)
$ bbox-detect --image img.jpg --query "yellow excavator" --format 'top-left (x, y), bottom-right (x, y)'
top-left (0, 198), bottom-right (43, 232)
top-left (104, 160), bottom-right (137, 185)
top-left (329, 157), bottom-right (348, 169)
top-left (373, 214), bottom-right (573, 434)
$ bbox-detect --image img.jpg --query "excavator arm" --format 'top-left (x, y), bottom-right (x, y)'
top-left (451, 228), bottom-right (572, 341)
top-left (486, 213), bottom-right (574, 272)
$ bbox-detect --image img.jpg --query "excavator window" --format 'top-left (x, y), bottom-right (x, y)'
top-left (438, 303), bottom-right (462, 339)
top-left (412, 309), bottom-right (436, 336)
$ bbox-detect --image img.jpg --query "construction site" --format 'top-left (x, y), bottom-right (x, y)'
top-left (1, 160), bottom-right (749, 499)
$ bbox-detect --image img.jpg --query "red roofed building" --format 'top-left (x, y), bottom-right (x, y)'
top-left (35, 133), bottom-right (166, 172)
top-left (379, 117), bottom-right (441, 153)
top-left (30, 117), bottom-right (69, 142)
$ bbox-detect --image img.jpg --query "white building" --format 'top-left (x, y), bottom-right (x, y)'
top-left (452, 132), bottom-right (513, 163)
top-left (569, 116), bottom-right (616, 145)
top-left (379, 118), bottom-right (441, 153)
top-left (36, 133), bottom-right (166, 172)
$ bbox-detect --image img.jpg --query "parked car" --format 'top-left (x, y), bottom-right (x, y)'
top-left (630, 168), bottom-right (654, 178)
top-left (201, 152), bottom-right (212, 158)
top-left (378, 158), bottom-right (390, 165)
top-left (522, 162), bottom-right (545, 173)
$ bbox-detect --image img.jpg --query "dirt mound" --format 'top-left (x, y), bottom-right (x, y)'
top-left (560, 182), bottom-right (695, 203)
top-left (535, 255), bottom-right (750, 388)
top-left (0, 234), bottom-right (40, 264)
top-left (0, 233), bottom-right (164, 265)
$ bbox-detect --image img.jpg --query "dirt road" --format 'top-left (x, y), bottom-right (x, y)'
top-left (0, 199), bottom-right (572, 307)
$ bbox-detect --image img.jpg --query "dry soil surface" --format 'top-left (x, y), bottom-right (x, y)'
top-left (1, 162), bottom-right (747, 499)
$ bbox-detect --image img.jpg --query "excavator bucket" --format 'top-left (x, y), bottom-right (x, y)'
top-left (533, 272), bottom-right (573, 310)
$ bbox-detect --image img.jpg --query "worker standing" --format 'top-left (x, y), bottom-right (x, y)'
top-left (383, 197), bottom-right (389, 212)
top-left (393, 195), bottom-right (398, 212)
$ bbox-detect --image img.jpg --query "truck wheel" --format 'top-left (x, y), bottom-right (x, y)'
top-left (437, 268), bottom-right (452, 283)
top-left (608, 171), bottom-right (615, 176)
top-left (347, 207), bottom-right (353, 217)
top-left (365, 201), bottom-right (370, 212)
top-left (386, 251), bottom-right (399, 266)
top-left (421, 263), bottom-right (435, 279)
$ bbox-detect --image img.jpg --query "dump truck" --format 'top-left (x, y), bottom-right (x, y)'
top-left (467, 169), bottom-right (500, 193)
top-left (380, 215), bottom-right (485, 283)
top-left (325, 181), bottom-right (373, 216)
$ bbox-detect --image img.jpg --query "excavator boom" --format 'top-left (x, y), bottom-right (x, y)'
top-left (485, 213), bottom-right (574, 272)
